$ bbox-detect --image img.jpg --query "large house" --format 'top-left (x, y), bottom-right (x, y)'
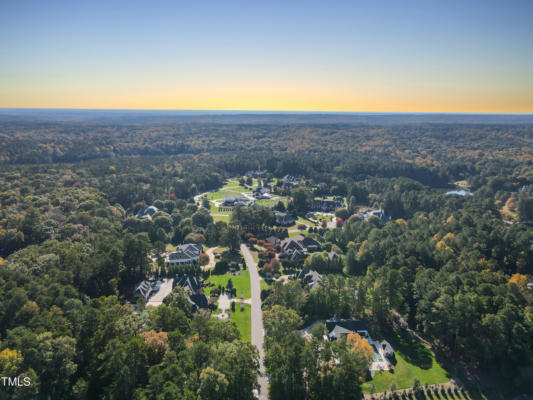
top-left (297, 268), bottom-right (323, 288)
top-left (133, 280), bottom-right (153, 301)
top-left (167, 244), bottom-right (203, 264)
top-left (310, 197), bottom-right (345, 212)
top-left (360, 208), bottom-right (390, 223)
top-left (222, 194), bottom-right (251, 207)
top-left (174, 274), bottom-right (208, 311)
top-left (282, 175), bottom-right (300, 190)
top-left (279, 235), bottom-right (320, 262)
top-left (301, 317), bottom-right (396, 369)
top-left (276, 212), bottom-right (294, 226)
top-left (136, 205), bottom-right (160, 220)
top-left (253, 186), bottom-right (271, 199)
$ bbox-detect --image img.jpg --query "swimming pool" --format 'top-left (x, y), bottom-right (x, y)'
top-left (371, 344), bottom-right (382, 361)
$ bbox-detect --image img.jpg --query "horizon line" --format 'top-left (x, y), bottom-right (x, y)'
top-left (1, 107), bottom-right (532, 116)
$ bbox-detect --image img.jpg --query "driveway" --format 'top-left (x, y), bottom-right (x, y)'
top-left (146, 278), bottom-right (174, 307)
top-left (241, 244), bottom-right (269, 400)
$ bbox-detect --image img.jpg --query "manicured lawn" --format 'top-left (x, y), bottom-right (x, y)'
top-left (212, 214), bottom-right (230, 223)
top-left (289, 230), bottom-right (308, 237)
top-left (362, 329), bottom-right (449, 393)
top-left (205, 270), bottom-right (251, 298)
top-left (230, 303), bottom-right (251, 342)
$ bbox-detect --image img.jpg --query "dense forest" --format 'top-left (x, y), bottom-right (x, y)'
top-left (0, 118), bottom-right (532, 399)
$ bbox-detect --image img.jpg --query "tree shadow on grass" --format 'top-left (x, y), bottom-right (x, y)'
top-left (382, 326), bottom-right (434, 369)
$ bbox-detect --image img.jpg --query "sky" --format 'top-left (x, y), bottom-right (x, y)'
top-left (1, 0), bottom-right (532, 113)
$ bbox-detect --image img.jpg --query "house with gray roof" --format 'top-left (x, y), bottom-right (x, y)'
top-left (222, 194), bottom-right (251, 207)
top-left (279, 235), bottom-right (320, 262)
top-left (297, 268), bottom-right (323, 288)
top-left (136, 205), bottom-right (160, 220)
top-left (133, 280), bottom-right (153, 301)
top-left (167, 243), bottom-right (203, 264)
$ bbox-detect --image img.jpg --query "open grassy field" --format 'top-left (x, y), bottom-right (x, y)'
top-left (205, 270), bottom-right (251, 298)
top-left (230, 303), bottom-right (251, 342)
top-left (362, 329), bottom-right (449, 393)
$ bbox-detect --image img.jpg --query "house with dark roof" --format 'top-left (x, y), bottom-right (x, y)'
top-left (324, 318), bottom-right (370, 340)
top-left (136, 205), bottom-right (160, 220)
top-left (297, 268), bottom-right (323, 288)
top-left (276, 212), bottom-right (294, 226)
top-left (167, 243), bottom-right (203, 264)
top-left (279, 235), bottom-right (320, 262)
top-left (310, 197), bottom-right (345, 212)
top-left (174, 274), bottom-right (208, 312)
top-left (175, 275), bottom-right (201, 293)
top-left (222, 194), bottom-right (251, 207)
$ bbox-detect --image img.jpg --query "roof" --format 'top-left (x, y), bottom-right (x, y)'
top-left (188, 293), bottom-right (209, 310)
top-left (266, 236), bottom-right (281, 245)
top-left (325, 319), bottom-right (369, 339)
top-left (169, 243), bottom-right (202, 261)
top-left (222, 195), bottom-right (249, 205)
top-left (175, 275), bottom-right (201, 293)
top-left (297, 268), bottom-right (323, 288)
top-left (134, 280), bottom-right (152, 299)
top-left (136, 205), bottom-right (160, 219)
top-left (380, 340), bottom-right (394, 354)
top-left (276, 212), bottom-right (294, 225)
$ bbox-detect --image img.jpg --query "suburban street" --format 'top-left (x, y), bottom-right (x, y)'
top-left (241, 244), bottom-right (269, 400)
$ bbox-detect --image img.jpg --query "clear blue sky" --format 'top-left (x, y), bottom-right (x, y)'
top-left (1, 0), bottom-right (532, 112)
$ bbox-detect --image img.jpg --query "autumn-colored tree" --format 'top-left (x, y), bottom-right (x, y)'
top-left (141, 330), bottom-right (169, 364)
top-left (346, 333), bottom-right (374, 366)
top-left (508, 273), bottom-right (527, 290)
top-left (199, 253), bottom-right (210, 266)
top-left (0, 348), bottom-right (23, 376)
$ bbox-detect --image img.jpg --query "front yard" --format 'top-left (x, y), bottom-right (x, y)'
top-left (204, 270), bottom-right (251, 298)
top-left (230, 303), bottom-right (251, 342)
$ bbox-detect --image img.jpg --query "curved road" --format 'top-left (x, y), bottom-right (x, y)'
top-left (241, 244), bottom-right (269, 400)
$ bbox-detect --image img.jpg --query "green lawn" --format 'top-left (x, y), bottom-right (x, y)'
top-left (362, 329), bottom-right (449, 393)
top-left (205, 270), bottom-right (251, 298)
top-left (289, 230), bottom-right (308, 237)
top-left (212, 214), bottom-right (230, 223)
top-left (260, 279), bottom-right (272, 290)
top-left (165, 243), bottom-right (176, 251)
top-left (230, 303), bottom-right (251, 342)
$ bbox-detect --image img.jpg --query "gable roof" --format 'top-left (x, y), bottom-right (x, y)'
top-left (188, 293), bottom-right (209, 310)
top-left (324, 318), bottom-right (369, 340)
top-left (133, 280), bottom-right (152, 299)
top-left (297, 268), bottom-right (323, 288)
top-left (169, 244), bottom-right (202, 261)
top-left (380, 340), bottom-right (394, 354)
top-left (175, 275), bottom-right (201, 294)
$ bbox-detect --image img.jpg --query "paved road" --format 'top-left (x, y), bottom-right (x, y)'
top-left (241, 244), bottom-right (269, 400)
